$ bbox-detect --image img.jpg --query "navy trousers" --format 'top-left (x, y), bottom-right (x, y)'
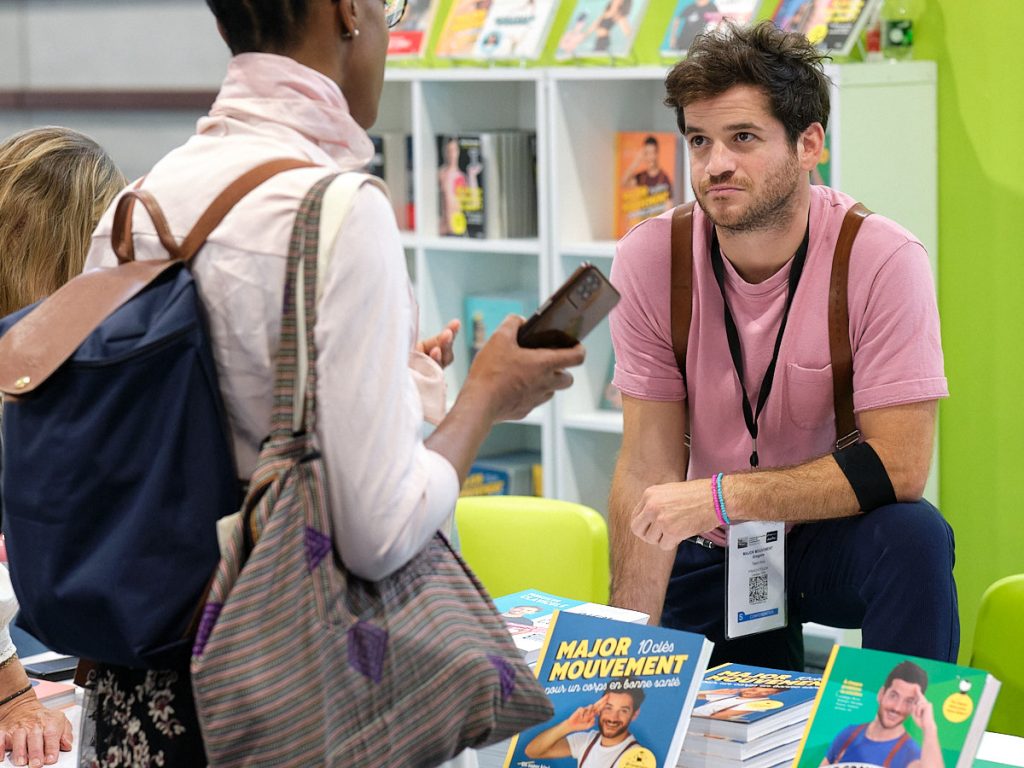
top-left (661, 500), bottom-right (959, 670)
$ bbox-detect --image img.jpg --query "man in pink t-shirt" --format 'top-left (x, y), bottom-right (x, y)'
top-left (608, 21), bottom-right (957, 670)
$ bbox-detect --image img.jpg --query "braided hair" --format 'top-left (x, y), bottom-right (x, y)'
top-left (205, 0), bottom-right (315, 54)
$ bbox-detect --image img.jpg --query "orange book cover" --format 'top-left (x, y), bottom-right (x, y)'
top-left (615, 131), bottom-right (678, 239)
top-left (29, 677), bottom-right (76, 708)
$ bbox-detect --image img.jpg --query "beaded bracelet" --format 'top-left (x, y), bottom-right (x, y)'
top-left (0, 654), bottom-right (17, 672)
top-left (0, 683), bottom-right (32, 709)
top-left (711, 472), bottom-right (731, 526)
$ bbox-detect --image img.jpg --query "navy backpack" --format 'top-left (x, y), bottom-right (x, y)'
top-left (0, 158), bottom-right (313, 668)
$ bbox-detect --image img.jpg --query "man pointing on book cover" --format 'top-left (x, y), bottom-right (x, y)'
top-left (823, 661), bottom-right (943, 768)
top-left (525, 681), bottom-right (650, 767)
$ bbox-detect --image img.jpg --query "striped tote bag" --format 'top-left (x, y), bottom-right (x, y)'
top-left (190, 173), bottom-right (553, 767)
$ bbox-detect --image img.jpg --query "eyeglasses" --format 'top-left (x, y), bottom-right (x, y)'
top-left (385, 0), bottom-right (408, 28)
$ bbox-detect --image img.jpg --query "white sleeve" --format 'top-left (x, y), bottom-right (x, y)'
top-left (0, 566), bottom-right (18, 663)
top-left (314, 184), bottom-right (459, 581)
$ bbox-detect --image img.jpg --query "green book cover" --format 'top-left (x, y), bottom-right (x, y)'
top-left (794, 645), bottom-right (1001, 768)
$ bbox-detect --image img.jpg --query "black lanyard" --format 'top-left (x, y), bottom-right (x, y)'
top-left (709, 223), bottom-right (810, 469)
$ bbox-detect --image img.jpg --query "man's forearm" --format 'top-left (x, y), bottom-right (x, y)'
top-left (609, 464), bottom-right (681, 621)
top-left (725, 453), bottom-right (861, 523)
top-left (524, 721), bottom-right (572, 759)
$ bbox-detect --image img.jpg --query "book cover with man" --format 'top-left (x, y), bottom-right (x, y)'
top-left (504, 610), bottom-right (713, 767)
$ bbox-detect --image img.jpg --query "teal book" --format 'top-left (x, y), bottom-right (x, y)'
top-left (504, 610), bottom-right (713, 767)
top-left (793, 645), bottom-right (1001, 768)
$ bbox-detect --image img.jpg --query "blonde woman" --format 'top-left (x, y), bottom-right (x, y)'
top-left (0, 126), bottom-right (125, 766)
top-left (0, 126), bottom-right (125, 316)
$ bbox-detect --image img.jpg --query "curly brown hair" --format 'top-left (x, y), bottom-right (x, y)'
top-left (664, 20), bottom-right (831, 146)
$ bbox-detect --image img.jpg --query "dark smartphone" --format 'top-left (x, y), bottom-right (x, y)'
top-left (24, 655), bottom-right (78, 682)
top-left (517, 264), bottom-right (620, 349)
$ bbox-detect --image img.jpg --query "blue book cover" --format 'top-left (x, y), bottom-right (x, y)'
top-left (689, 662), bottom-right (822, 741)
top-left (504, 610), bottom-right (713, 768)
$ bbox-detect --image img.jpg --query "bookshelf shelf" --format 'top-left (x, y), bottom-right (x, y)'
top-left (562, 410), bottom-right (623, 434)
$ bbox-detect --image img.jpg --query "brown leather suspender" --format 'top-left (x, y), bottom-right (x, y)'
top-left (669, 201), bottom-right (873, 451)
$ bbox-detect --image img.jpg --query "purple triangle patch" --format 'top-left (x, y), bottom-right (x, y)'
top-left (305, 526), bottom-right (332, 571)
top-left (348, 621), bottom-right (388, 683)
top-left (192, 602), bottom-right (223, 657)
top-left (488, 654), bottom-right (516, 702)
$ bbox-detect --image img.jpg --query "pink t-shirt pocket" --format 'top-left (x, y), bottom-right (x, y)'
top-left (784, 363), bottom-right (834, 431)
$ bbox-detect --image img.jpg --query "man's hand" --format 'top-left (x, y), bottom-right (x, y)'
top-left (630, 479), bottom-right (718, 550)
top-left (0, 696), bottom-right (73, 767)
top-left (565, 693), bottom-right (609, 732)
top-left (911, 696), bottom-right (938, 735)
top-left (417, 319), bottom-right (460, 369)
top-left (461, 315), bottom-right (585, 424)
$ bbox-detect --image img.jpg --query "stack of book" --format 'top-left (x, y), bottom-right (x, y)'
top-left (494, 588), bottom-right (648, 665)
top-left (678, 663), bottom-right (822, 768)
top-left (436, 132), bottom-right (537, 239)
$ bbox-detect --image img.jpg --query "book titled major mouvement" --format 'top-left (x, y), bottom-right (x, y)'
top-left (504, 610), bottom-right (713, 768)
top-left (495, 589), bottom-right (648, 665)
top-left (793, 645), bottom-right (1001, 768)
top-left (687, 662), bottom-right (822, 742)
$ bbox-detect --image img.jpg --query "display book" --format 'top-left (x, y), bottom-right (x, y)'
top-left (659, 0), bottom-right (759, 58)
top-left (767, 0), bottom-right (881, 57)
top-left (679, 663), bottom-right (822, 768)
top-left (503, 609), bottom-right (714, 768)
top-left (366, 133), bottom-right (414, 231)
top-left (614, 130), bottom-right (683, 240)
top-left (792, 645), bottom-right (1001, 768)
top-left (436, 133), bottom-right (537, 240)
top-left (495, 589), bottom-right (648, 665)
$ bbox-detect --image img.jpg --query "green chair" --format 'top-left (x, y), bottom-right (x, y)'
top-left (969, 573), bottom-right (1024, 736)
top-left (454, 495), bottom-right (610, 604)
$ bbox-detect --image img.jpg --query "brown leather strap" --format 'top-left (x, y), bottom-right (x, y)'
top-left (829, 202), bottom-right (872, 449)
top-left (670, 202), bottom-right (696, 386)
top-left (111, 158), bottom-right (316, 264)
top-left (177, 158), bottom-right (316, 262)
top-left (884, 732), bottom-right (911, 768)
top-left (112, 189), bottom-right (182, 262)
top-left (835, 722), bottom-right (868, 763)
top-left (0, 158), bottom-right (318, 396)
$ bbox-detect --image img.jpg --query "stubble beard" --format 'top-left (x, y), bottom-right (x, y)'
top-left (694, 156), bottom-right (803, 235)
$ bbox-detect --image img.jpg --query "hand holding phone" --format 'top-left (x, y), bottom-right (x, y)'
top-left (517, 264), bottom-right (620, 349)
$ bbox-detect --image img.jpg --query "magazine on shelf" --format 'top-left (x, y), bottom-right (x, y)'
top-left (386, 0), bottom-right (439, 57)
top-left (494, 589), bottom-right (648, 665)
top-left (793, 645), bottom-right (1001, 768)
top-left (472, 0), bottom-right (560, 60)
top-left (687, 662), bottom-right (822, 742)
top-left (435, 0), bottom-right (491, 57)
top-left (555, 0), bottom-right (649, 60)
top-left (614, 131), bottom-right (679, 239)
top-left (659, 0), bottom-right (759, 58)
top-left (504, 610), bottom-right (713, 768)
top-left (769, 0), bottom-right (881, 57)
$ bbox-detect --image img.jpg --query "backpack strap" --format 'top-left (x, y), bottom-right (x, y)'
top-left (829, 202), bottom-right (872, 449)
top-left (668, 200), bottom-right (872, 454)
top-left (0, 158), bottom-right (316, 397)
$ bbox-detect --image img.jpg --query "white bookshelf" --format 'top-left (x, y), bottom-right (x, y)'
top-left (386, 61), bottom-right (937, 509)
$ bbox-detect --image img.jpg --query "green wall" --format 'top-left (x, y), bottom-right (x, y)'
top-left (915, 2), bottom-right (1024, 662)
